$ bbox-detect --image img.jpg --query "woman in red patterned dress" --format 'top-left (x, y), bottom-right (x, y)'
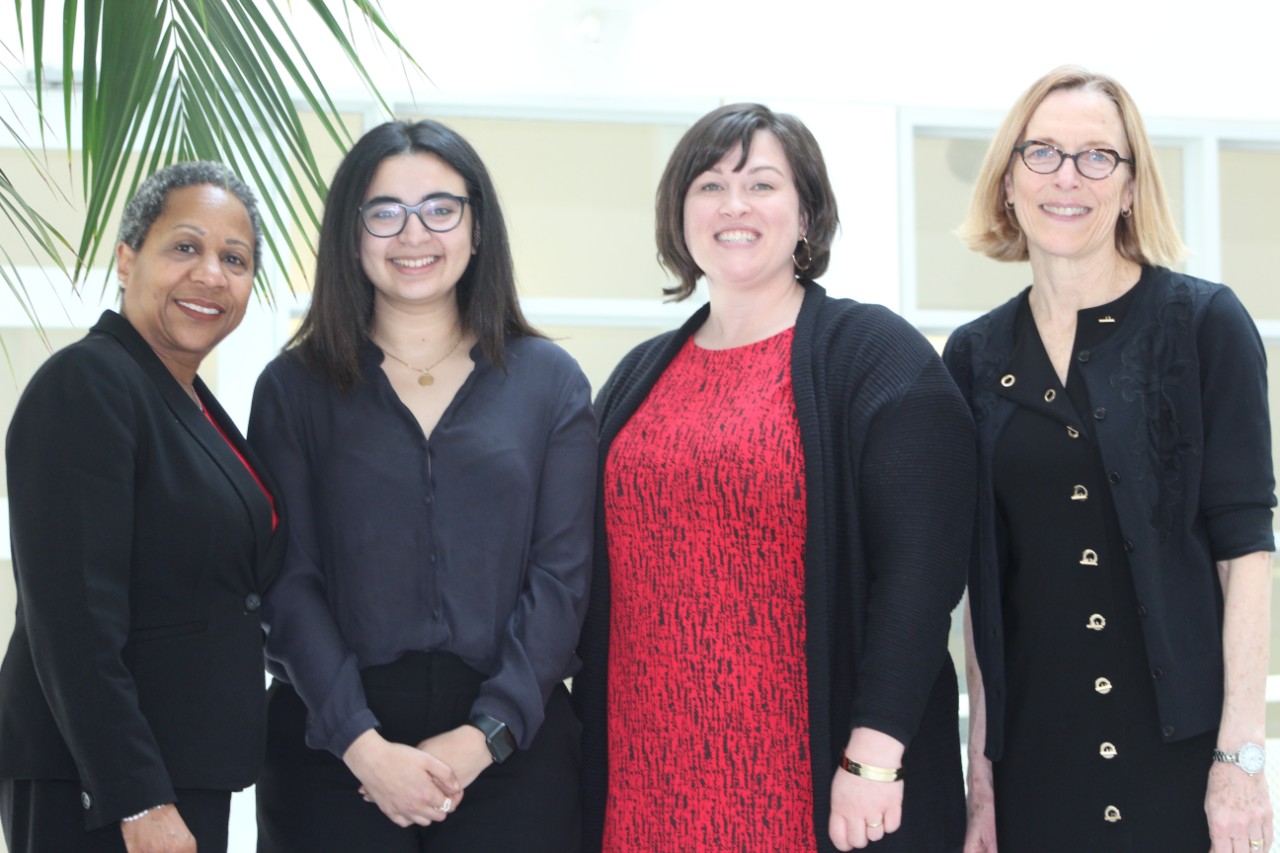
top-left (574, 103), bottom-right (977, 852)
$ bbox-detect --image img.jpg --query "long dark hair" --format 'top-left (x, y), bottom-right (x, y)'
top-left (290, 119), bottom-right (541, 389)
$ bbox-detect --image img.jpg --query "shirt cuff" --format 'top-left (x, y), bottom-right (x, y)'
top-left (309, 707), bottom-right (381, 759)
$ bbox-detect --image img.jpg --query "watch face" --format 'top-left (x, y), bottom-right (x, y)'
top-left (471, 714), bottom-right (516, 764)
top-left (1238, 742), bottom-right (1266, 775)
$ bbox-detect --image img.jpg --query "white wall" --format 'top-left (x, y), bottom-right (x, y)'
top-left (289, 0), bottom-right (1280, 123)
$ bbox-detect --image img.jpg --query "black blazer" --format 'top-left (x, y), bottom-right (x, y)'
top-left (0, 310), bottom-right (284, 829)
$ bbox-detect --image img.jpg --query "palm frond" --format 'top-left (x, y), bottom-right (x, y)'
top-left (4, 0), bottom-right (418, 307)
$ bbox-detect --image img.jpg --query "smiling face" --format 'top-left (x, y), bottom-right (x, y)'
top-left (1004, 87), bottom-right (1135, 268)
top-left (682, 130), bottom-right (805, 293)
top-left (359, 152), bottom-right (475, 315)
top-left (117, 183), bottom-right (255, 382)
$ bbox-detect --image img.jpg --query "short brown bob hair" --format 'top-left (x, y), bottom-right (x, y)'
top-left (959, 65), bottom-right (1185, 266)
top-left (656, 103), bottom-right (839, 301)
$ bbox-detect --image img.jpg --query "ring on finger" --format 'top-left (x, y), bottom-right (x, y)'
top-left (867, 820), bottom-right (882, 828)
top-left (438, 796), bottom-right (453, 814)
top-left (1249, 840), bottom-right (1263, 850)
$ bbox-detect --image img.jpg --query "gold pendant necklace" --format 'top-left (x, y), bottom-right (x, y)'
top-left (380, 334), bottom-right (463, 387)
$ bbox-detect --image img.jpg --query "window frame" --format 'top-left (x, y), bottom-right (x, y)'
top-left (899, 108), bottom-right (1280, 339)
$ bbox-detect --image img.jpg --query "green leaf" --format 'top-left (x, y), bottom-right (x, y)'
top-left (3, 0), bottom-right (420, 318)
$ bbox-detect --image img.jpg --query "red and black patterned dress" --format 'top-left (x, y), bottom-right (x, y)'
top-left (602, 328), bottom-right (817, 853)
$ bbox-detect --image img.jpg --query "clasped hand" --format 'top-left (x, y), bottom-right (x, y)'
top-left (344, 729), bottom-right (464, 827)
top-left (345, 725), bottom-right (493, 828)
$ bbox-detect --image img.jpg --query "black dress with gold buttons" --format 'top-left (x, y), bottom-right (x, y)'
top-left (990, 290), bottom-right (1215, 852)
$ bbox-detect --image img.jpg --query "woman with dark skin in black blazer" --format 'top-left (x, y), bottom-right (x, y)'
top-left (0, 162), bottom-right (283, 853)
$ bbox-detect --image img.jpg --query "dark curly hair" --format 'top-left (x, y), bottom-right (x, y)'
top-left (117, 161), bottom-right (262, 274)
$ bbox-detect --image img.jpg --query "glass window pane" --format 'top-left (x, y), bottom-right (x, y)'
top-left (416, 117), bottom-right (688, 302)
top-left (913, 135), bottom-right (1187, 314)
top-left (1221, 148), bottom-right (1280, 318)
top-left (1152, 146), bottom-right (1184, 248)
top-left (914, 136), bottom-right (1029, 312)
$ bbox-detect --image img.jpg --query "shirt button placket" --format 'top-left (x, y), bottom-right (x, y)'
top-left (423, 443), bottom-right (440, 609)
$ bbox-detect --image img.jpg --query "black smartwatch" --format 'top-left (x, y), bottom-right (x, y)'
top-left (468, 714), bottom-right (516, 764)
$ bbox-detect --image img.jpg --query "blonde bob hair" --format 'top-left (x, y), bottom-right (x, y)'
top-left (959, 65), bottom-right (1185, 266)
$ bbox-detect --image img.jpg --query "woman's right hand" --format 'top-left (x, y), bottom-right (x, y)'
top-left (963, 754), bottom-right (998, 853)
top-left (120, 804), bottom-right (196, 853)
top-left (343, 729), bottom-right (463, 827)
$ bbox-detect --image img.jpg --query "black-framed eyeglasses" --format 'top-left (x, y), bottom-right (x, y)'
top-left (1013, 141), bottom-right (1133, 180)
top-left (358, 194), bottom-right (470, 237)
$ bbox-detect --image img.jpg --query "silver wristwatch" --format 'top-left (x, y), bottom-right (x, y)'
top-left (1212, 742), bottom-right (1266, 776)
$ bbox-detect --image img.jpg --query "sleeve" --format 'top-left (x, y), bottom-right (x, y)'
top-left (6, 351), bottom-right (175, 827)
top-left (1198, 286), bottom-right (1276, 558)
top-left (247, 362), bottom-right (379, 757)
top-left (849, 351), bottom-right (978, 747)
top-left (470, 365), bottom-right (598, 748)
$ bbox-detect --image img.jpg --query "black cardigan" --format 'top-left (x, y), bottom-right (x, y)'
top-left (942, 266), bottom-right (1276, 761)
top-left (574, 282), bottom-right (976, 852)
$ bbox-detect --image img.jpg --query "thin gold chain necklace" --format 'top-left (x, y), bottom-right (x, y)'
top-left (379, 335), bottom-right (463, 387)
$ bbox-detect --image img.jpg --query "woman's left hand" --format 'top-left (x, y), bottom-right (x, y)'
top-left (119, 805), bottom-right (196, 853)
top-left (1208, 551), bottom-right (1274, 853)
top-left (358, 726), bottom-right (493, 813)
top-left (1205, 762), bottom-right (1273, 853)
top-left (829, 727), bottom-right (905, 850)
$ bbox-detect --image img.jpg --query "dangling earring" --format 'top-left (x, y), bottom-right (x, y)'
top-left (792, 236), bottom-right (813, 273)
top-left (1120, 207), bottom-right (1132, 218)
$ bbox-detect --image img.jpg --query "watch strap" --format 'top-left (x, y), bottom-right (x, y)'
top-left (469, 714), bottom-right (516, 764)
top-left (1213, 743), bottom-right (1265, 775)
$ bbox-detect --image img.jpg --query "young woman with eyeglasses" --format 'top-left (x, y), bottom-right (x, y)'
top-left (248, 119), bottom-right (595, 852)
top-left (947, 67), bottom-right (1274, 853)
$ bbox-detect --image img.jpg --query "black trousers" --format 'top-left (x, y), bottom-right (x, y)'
top-left (256, 652), bottom-right (582, 853)
top-left (0, 777), bottom-right (230, 853)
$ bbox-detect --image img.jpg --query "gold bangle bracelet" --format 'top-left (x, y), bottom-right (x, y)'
top-left (840, 755), bottom-right (904, 782)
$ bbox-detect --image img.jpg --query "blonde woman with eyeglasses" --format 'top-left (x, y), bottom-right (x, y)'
top-left (946, 67), bottom-right (1274, 853)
